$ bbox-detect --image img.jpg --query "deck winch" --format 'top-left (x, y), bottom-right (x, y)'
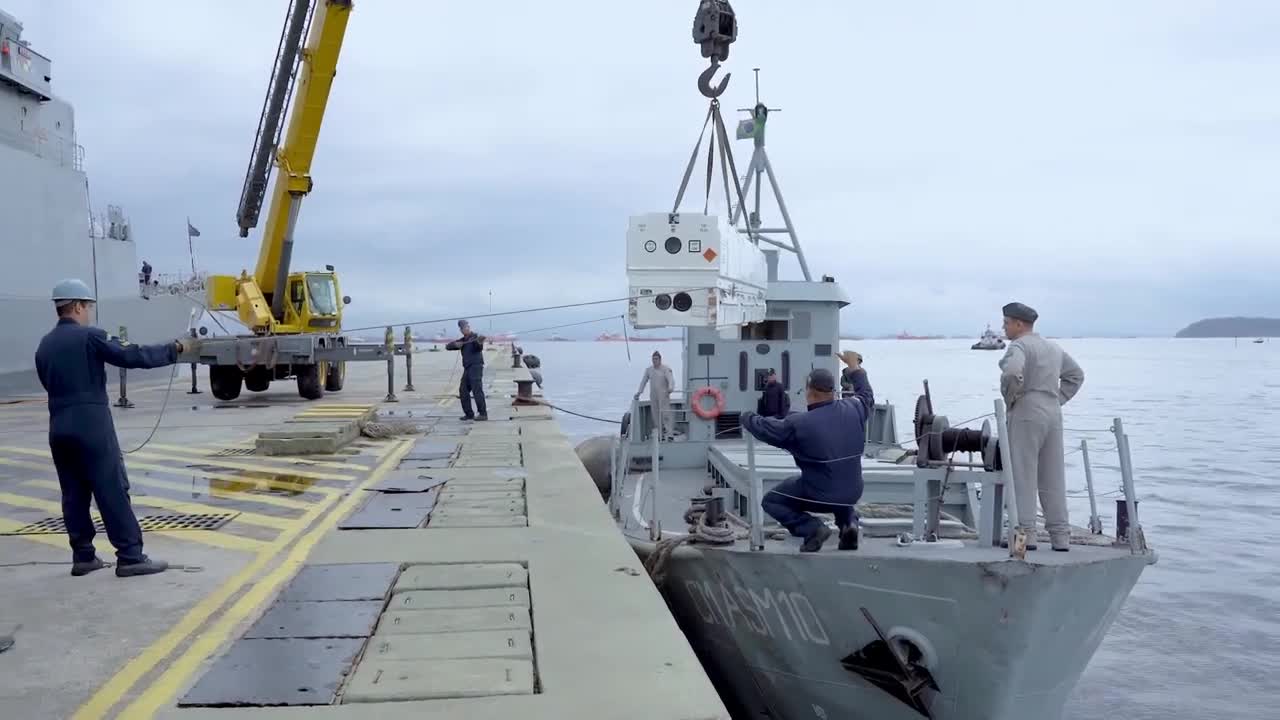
top-left (912, 382), bottom-right (1002, 471)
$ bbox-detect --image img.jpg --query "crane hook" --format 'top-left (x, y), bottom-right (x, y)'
top-left (698, 61), bottom-right (731, 98)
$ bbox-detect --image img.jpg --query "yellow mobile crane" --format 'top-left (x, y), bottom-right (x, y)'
top-left (204, 0), bottom-right (353, 400)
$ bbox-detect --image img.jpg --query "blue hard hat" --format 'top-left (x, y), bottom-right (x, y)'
top-left (51, 278), bottom-right (96, 305)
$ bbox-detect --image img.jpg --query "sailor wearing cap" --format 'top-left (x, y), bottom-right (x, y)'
top-left (446, 319), bottom-right (488, 421)
top-left (739, 352), bottom-right (874, 552)
top-left (33, 279), bottom-right (192, 577)
top-left (999, 302), bottom-right (1085, 552)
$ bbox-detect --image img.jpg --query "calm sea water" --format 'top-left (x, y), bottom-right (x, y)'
top-left (520, 336), bottom-right (1279, 720)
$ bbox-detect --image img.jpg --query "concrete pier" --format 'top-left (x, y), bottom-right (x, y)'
top-left (0, 347), bottom-right (728, 719)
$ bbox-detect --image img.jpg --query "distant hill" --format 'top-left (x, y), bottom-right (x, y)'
top-left (1175, 317), bottom-right (1280, 338)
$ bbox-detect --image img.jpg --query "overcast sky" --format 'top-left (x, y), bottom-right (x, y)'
top-left (8, 0), bottom-right (1278, 337)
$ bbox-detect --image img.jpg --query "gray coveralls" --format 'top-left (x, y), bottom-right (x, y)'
top-left (636, 365), bottom-right (674, 439)
top-left (998, 333), bottom-right (1084, 545)
top-left (34, 318), bottom-right (178, 563)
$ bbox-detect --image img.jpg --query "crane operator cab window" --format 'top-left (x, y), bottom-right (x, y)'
top-left (306, 274), bottom-right (339, 316)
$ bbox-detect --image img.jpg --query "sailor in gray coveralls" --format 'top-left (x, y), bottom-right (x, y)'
top-left (999, 302), bottom-right (1085, 552)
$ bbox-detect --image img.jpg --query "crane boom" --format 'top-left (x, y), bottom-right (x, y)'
top-left (252, 0), bottom-right (352, 321)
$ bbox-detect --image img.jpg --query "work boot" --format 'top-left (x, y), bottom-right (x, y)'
top-left (459, 415), bottom-right (475, 422)
top-left (116, 556), bottom-right (168, 577)
top-left (838, 526), bottom-right (860, 551)
top-left (71, 557), bottom-right (106, 577)
top-left (475, 414), bottom-right (488, 421)
top-left (1050, 533), bottom-right (1070, 552)
top-left (800, 524), bottom-right (831, 553)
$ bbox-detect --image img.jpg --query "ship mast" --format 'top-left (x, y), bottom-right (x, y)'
top-left (729, 69), bottom-right (812, 281)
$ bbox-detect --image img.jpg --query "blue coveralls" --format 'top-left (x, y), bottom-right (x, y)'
top-left (740, 369), bottom-right (874, 538)
top-left (34, 318), bottom-right (177, 563)
top-left (446, 334), bottom-right (487, 418)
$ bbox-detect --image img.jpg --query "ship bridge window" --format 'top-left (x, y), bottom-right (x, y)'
top-left (740, 320), bottom-right (789, 341)
top-left (792, 311), bottom-right (812, 340)
top-left (306, 274), bottom-right (339, 316)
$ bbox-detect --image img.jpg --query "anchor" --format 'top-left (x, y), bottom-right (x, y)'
top-left (840, 607), bottom-right (939, 719)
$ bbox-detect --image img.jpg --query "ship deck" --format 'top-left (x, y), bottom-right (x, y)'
top-left (618, 440), bottom-right (1144, 565)
top-left (0, 348), bottom-right (728, 719)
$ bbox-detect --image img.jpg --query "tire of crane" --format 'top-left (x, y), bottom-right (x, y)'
top-left (296, 363), bottom-right (325, 400)
top-left (324, 360), bottom-right (345, 392)
top-left (691, 386), bottom-right (725, 420)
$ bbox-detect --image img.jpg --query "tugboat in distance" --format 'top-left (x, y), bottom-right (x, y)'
top-left (971, 324), bottom-right (1007, 350)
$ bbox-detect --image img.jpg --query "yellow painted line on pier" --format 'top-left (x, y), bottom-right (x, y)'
top-left (127, 450), bottom-right (356, 482)
top-left (0, 517), bottom-right (68, 549)
top-left (19, 480), bottom-right (295, 531)
top-left (73, 438), bottom-right (412, 720)
top-left (139, 443), bottom-right (366, 472)
top-left (0, 492), bottom-right (263, 552)
top-left (0, 449), bottom-right (338, 502)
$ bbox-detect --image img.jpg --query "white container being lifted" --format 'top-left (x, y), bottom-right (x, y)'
top-left (625, 211), bottom-right (767, 330)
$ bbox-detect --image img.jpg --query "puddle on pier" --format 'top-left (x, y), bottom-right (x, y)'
top-left (156, 466), bottom-right (324, 503)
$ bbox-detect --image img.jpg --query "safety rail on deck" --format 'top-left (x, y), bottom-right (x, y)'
top-left (727, 399), bottom-right (1150, 558)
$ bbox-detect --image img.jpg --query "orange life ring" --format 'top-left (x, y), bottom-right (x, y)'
top-left (690, 386), bottom-right (725, 420)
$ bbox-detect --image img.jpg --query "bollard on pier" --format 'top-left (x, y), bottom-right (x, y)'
top-left (115, 326), bottom-right (135, 409)
top-left (403, 327), bottom-right (415, 392)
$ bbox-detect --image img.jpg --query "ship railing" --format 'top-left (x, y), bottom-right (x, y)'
top-left (736, 399), bottom-right (1149, 558)
top-left (983, 400), bottom-right (1148, 556)
top-left (140, 272), bottom-right (207, 298)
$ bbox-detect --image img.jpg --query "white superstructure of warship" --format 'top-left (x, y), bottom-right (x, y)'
top-left (585, 3), bottom-right (1159, 718)
top-left (0, 8), bottom-right (194, 383)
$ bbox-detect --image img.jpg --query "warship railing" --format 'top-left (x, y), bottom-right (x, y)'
top-left (743, 433), bottom-right (766, 550)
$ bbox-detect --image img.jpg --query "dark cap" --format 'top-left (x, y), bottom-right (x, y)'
top-left (457, 319), bottom-right (469, 329)
top-left (806, 368), bottom-right (836, 393)
top-left (1002, 302), bottom-right (1038, 324)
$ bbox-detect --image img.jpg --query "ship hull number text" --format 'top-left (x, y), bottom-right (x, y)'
top-left (682, 579), bottom-right (830, 646)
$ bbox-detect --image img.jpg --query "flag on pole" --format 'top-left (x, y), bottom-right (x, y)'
top-left (186, 217), bottom-right (199, 276)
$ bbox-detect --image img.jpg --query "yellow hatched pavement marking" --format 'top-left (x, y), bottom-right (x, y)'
top-left (21, 480), bottom-right (295, 531)
top-left (0, 492), bottom-right (262, 551)
top-left (0, 517), bottom-right (70, 548)
top-left (0, 454), bottom-right (333, 503)
top-left (127, 451), bottom-right (356, 482)
top-left (140, 443), bottom-right (365, 472)
top-left (73, 438), bottom-right (412, 720)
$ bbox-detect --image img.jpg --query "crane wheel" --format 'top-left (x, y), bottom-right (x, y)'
top-left (324, 361), bottom-right (345, 392)
top-left (244, 366), bottom-right (272, 393)
top-left (210, 365), bottom-right (243, 401)
top-left (296, 364), bottom-right (325, 400)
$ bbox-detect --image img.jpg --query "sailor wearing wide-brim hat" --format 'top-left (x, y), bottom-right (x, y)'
top-left (998, 301), bottom-right (1085, 551)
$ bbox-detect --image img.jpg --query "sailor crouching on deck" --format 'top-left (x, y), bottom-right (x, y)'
top-left (34, 279), bottom-right (194, 577)
top-left (999, 302), bottom-right (1085, 552)
top-left (738, 354), bottom-right (874, 553)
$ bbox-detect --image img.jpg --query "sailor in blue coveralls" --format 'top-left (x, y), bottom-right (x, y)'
top-left (34, 279), bottom-right (191, 577)
top-left (739, 355), bottom-right (874, 552)
top-left (445, 319), bottom-right (488, 421)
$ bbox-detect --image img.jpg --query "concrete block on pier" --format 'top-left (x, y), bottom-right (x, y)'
top-left (389, 587), bottom-right (531, 611)
top-left (363, 630), bottom-right (533, 662)
top-left (393, 563), bottom-right (527, 593)
top-left (341, 658), bottom-right (535, 702)
top-left (375, 607), bottom-right (531, 635)
top-left (256, 419), bottom-right (360, 456)
top-left (428, 513), bottom-right (529, 528)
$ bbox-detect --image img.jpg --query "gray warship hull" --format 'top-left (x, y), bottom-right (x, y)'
top-left (0, 8), bottom-right (195, 384)
top-left (627, 530), bottom-right (1147, 720)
